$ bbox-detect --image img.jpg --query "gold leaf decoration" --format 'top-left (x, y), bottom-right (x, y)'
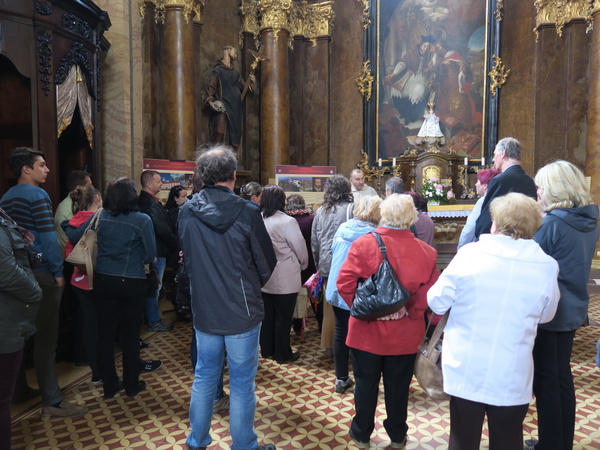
top-left (356, 60), bottom-right (374, 101)
top-left (488, 55), bottom-right (510, 97)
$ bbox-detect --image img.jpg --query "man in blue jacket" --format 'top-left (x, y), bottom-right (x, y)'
top-left (179, 144), bottom-right (277, 450)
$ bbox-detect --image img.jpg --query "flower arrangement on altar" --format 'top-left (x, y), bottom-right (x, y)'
top-left (421, 177), bottom-right (447, 205)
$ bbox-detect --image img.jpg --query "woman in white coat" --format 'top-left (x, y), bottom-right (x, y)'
top-left (260, 185), bottom-right (308, 364)
top-left (427, 193), bottom-right (560, 450)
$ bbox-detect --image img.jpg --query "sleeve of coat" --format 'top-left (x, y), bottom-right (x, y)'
top-left (249, 206), bottom-right (277, 285)
top-left (336, 237), bottom-right (379, 308)
top-left (474, 176), bottom-right (502, 238)
top-left (427, 250), bottom-right (465, 315)
top-left (286, 219), bottom-right (309, 271)
top-left (0, 227), bottom-right (42, 303)
top-left (311, 212), bottom-right (320, 271)
top-left (150, 203), bottom-right (178, 251)
top-left (406, 260), bottom-right (439, 320)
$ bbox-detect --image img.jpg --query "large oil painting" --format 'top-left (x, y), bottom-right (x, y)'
top-left (364, 0), bottom-right (500, 161)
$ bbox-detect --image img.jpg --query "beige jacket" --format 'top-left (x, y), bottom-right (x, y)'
top-left (261, 211), bottom-right (308, 294)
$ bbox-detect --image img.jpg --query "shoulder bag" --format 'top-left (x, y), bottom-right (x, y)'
top-left (350, 232), bottom-right (410, 321)
top-left (414, 310), bottom-right (450, 401)
top-left (65, 209), bottom-right (102, 289)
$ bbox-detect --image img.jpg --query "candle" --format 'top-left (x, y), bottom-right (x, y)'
top-left (378, 158), bottom-right (382, 167)
top-left (464, 157), bottom-right (468, 166)
top-left (392, 157), bottom-right (397, 167)
top-left (481, 157), bottom-right (485, 166)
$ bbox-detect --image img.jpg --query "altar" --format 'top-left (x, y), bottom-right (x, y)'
top-left (426, 203), bottom-right (475, 269)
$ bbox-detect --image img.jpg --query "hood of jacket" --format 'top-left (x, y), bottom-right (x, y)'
top-left (68, 210), bottom-right (95, 228)
top-left (546, 204), bottom-right (598, 233)
top-left (334, 219), bottom-right (377, 246)
top-left (188, 185), bottom-right (251, 234)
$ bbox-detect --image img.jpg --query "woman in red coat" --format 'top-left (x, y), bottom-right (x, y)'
top-left (337, 193), bottom-right (439, 448)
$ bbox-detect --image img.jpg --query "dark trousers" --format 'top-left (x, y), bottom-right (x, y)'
top-left (0, 349), bottom-right (23, 450)
top-left (449, 396), bottom-right (528, 450)
top-left (350, 348), bottom-right (415, 444)
top-left (260, 292), bottom-right (297, 361)
top-left (73, 286), bottom-right (100, 379)
top-left (333, 306), bottom-right (351, 380)
top-left (94, 274), bottom-right (145, 395)
top-left (532, 329), bottom-right (576, 450)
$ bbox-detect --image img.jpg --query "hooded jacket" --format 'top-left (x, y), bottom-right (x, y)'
top-left (178, 185), bottom-right (276, 335)
top-left (0, 216), bottom-right (42, 354)
top-left (534, 204), bottom-right (599, 331)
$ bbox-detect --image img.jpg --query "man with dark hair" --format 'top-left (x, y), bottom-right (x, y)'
top-left (0, 147), bottom-right (88, 417)
top-left (54, 170), bottom-right (92, 255)
top-left (474, 137), bottom-right (537, 239)
top-left (138, 170), bottom-right (177, 332)
top-left (179, 144), bottom-right (277, 450)
top-left (385, 176), bottom-right (405, 196)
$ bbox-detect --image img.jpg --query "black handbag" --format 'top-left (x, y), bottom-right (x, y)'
top-left (350, 232), bottom-right (410, 321)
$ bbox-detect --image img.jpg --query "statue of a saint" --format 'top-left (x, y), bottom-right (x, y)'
top-left (205, 46), bottom-right (256, 147)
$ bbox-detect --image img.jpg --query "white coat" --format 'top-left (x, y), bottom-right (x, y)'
top-left (427, 234), bottom-right (560, 406)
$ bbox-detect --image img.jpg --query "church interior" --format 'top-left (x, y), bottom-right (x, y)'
top-left (2, 0), bottom-right (600, 448)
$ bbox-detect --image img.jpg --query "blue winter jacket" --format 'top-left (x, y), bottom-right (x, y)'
top-left (534, 204), bottom-right (599, 332)
top-left (325, 218), bottom-right (377, 310)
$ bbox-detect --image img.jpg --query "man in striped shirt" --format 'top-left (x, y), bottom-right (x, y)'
top-left (1, 147), bottom-right (87, 418)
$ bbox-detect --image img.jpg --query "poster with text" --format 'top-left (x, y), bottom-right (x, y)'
top-left (143, 159), bottom-right (197, 204)
top-left (275, 165), bottom-right (336, 210)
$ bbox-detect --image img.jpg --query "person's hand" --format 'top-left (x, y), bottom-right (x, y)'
top-left (55, 276), bottom-right (65, 288)
top-left (249, 73), bottom-right (256, 84)
top-left (384, 74), bottom-right (395, 85)
top-left (179, 250), bottom-right (184, 265)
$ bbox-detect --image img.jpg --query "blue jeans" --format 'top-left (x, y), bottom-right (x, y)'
top-left (190, 328), bottom-right (226, 402)
top-left (187, 324), bottom-right (260, 450)
top-left (145, 256), bottom-right (166, 323)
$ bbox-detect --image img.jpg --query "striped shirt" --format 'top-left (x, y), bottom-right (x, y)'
top-left (0, 184), bottom-right (63, 277)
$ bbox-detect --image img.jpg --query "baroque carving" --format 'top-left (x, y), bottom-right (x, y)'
top-left (55, 41), bottom-right (95, 98)
top-left (139, 0), bottom-right (203, 24)
top-left (494, 1), bottom-right (504, 21)
top-left (534, 0), bottom-right (595, 38)
top-left (488, 55), bottom-right (510, 97)
top-left (62, 13), bottom-right (92, 39)
top-left (304, 2), bottom-right (334, 47)
top-left (258, 0), bottom-right (293, 42)
top-left (36, 30), bottom-right (53, 96)
top-left (240, 0), bottom-right (261, 48)
top-left (356, 0), bottom-right (371, 29)
top-left (35, 1), bottom-right (52, 15)
top-left (355, 60), bottom-right (374, 102)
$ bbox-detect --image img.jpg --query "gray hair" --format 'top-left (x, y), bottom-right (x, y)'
top-left (195, 144), bottom-right (237, 186)
top-left (385, 177), bottom-right (405, 194)
top-left (286, 193), bottom-right (306, 211)
top-left (495, 137), bottom-right (522, 161)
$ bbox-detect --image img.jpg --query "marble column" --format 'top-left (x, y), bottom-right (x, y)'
top-left (162, 0), bottom-right (197, 161)
top-left (258, 0), bottom-right (293, 185)
top-left (585, 7), bottom-right (600, 268)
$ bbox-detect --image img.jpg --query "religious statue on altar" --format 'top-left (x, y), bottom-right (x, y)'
top-left (415, 100), bottom-right (446, 151)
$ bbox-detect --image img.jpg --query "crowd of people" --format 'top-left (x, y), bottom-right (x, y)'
top-left (1, 138), bottom-right (599, 450)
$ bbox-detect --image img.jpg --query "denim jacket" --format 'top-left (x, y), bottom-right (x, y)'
top-left (64, 210), bottom-right (156, 279)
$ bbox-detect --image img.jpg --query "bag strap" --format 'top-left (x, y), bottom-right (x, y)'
top-left (88, 208), bottom-right (103, 231)
top-left (425, 310), bottom-right (450, 353)
top-left (370, 232), bottom-right (388, 261)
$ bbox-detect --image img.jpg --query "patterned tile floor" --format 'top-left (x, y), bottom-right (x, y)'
top-left (10, 294), bottom-right (600, 449)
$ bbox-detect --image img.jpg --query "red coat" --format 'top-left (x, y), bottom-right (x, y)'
top-left (337, 227), bottom-right (439, 355)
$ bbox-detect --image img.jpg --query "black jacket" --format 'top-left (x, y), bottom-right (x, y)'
top-left (138, 190), bottom-right (178, 258)
top-left (534, 204), bottom-right (599, 331)
top-left (474, 164), bottom-right (537, 238)
top-left (178, 185), bottom-right (276, 335)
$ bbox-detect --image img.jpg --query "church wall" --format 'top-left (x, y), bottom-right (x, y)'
top-left (94, 0), bottom-right (144, 188)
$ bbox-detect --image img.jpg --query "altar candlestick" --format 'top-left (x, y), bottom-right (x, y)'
top-left (464, 157), bottom-right (468, 166)
top-left (378, 158), bottom-right (382, 167)
top-left (481, 157), bottom-right (485, 166)
top-left (392, 157), bottom-right (397, 166)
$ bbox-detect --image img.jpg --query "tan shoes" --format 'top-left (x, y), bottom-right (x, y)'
top-left (41, 399), bottom-right (88, 418)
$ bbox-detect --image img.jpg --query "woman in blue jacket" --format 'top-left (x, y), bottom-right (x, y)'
top-left (529, 160), bottom-right (599, 450)
top-left (325, 195), bottom-right (381, 394)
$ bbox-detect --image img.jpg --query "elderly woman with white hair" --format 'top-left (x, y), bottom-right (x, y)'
top-left (529, 160), bottom-right (599, 450)
top-left (337, 194), bottom-right (439, 448)
top-left (428, 193), bottom-right (561, 450)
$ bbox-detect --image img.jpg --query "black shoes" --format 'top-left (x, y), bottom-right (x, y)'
top-left (104, 382), bottom-right (124, 400)
top-left (276, 351), bottom-right (300, 364)
top-left (126, 380), bottom-right (147, 397)
top-left (140, 360), bottom-right (163, 372)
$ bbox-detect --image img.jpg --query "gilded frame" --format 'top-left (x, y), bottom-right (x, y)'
top-left (362, 0), bottom-right (501, 164)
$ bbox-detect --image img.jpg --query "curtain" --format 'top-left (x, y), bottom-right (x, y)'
top-left (56, 65), bottom-right (94, 147)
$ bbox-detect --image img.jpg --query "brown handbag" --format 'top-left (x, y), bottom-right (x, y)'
top-left (414, 310), bottom-right (450, 401)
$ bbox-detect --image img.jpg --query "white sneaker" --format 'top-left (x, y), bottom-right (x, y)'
top-left (213, 394), bottom-right (229, 413)
top-left (335, 377), bottom-right (354, 394)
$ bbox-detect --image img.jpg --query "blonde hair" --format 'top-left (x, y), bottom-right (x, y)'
top-left (534, 160), bottom-right (592, 212)
top-left (353, 195), bottom-right (382, 225)
top-left (490, 193), bottom-right (542, 240)
top-left (380, 194), bottom-right (418, 229)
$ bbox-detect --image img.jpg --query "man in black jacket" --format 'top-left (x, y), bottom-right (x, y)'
top-left (474, 137), bottom-right (537, 239)
top-left (138, 170), bottom-right (177, 332)
top-left (179, 145), bottom-right (277, 450)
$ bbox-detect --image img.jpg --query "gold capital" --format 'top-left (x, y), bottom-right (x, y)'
top-left (258, 0), bottom-right (293, 41)
top-left (140, 0), bottom-right (204, 24)
top-left (304, 2), bottom-right (334, 46)
top-left (534, 0), bottom-right (595, 38)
